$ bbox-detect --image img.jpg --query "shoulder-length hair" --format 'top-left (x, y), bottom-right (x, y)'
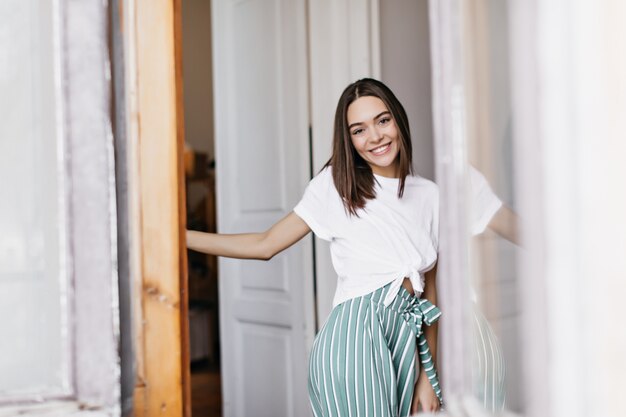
top-left (324, 78), bottom-right (413, 216)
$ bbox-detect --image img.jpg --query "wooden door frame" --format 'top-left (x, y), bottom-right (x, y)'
top-left (123, 0), bottom-right (190, 416)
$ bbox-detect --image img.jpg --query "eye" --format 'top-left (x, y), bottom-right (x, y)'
top-left (378, 117), bottom-right (391, 126)
top-left (351, 127), bottom-right (364, 136)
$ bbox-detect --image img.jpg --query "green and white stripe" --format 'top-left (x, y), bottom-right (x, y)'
top-left (471, 306), bottom-right (506, 411)
top-left (308, 283), bottom-right (442, 417)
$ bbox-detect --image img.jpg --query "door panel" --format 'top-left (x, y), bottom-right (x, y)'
top-left (212, 0), bottom-right (315, 415)
top-left (1, 0), bottom-right (123, 413)
top-left (0, 0), bottom-right (69, 401)
top-left (239, 323), bottom-right (292, 417)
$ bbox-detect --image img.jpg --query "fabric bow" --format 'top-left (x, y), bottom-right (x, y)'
top-left (402, 297), bottom-right (442, 338)
top-left (402, 297), bottom-right (443, 404)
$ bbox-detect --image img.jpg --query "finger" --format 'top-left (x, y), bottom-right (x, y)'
top-left (411, 397), bottom-right (420, 414)
top-left (422, 400), bottom-right (438, 413)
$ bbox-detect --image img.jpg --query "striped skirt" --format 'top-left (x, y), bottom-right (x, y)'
top-left (308, 283), bottom-right (442, 417)
top-left (471, 306), bottom-right (506, 411)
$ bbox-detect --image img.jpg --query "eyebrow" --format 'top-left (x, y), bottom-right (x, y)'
top-left (348, 111), bottom-right (391, 129)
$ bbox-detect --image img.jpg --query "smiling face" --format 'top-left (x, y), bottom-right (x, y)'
top-left (347, 96), bottom-right (400, 178)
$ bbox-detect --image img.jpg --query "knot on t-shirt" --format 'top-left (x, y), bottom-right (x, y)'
top-left (402, 262), bottom-right (421, 280)
top-left (401, 263), bottom-right (424, 293)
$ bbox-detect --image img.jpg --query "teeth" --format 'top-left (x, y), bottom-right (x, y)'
top-left (371, 143), bottom-right (390, 154)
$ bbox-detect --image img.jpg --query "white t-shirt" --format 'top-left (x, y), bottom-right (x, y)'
top-left (293, 166), bottom-right (439, 307)
top-left (468, 166), bottom-right (504, 303)
top-left (469, 166), bottom-right (503, 236)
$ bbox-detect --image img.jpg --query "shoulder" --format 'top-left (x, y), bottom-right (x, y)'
top-left (405, 176), bottom-right (440, 244)
top-left (302, 165), bottom-right (336, 197)
top-left (469, 165), bottom-right (491, 195)
top-left (405, 175), bottom-right (439, 198)
top-left (315, 165), bottom-right (333, 181)
top-left (307, 165), bottom-right (333, 188)
top-left (401, 175), bottom-right (439, 215)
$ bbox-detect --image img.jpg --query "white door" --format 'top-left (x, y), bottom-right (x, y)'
top-left (211, 1), bottom-right (315, 416)
top-left (0, 1), bottom-right (121, 415)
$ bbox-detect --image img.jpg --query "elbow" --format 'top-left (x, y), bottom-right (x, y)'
top-left (259, 253), bottom-right (274, 261)
top-left (259, 242), bottom-right (278, 261)
top-left (257, 235), bottom-right (277, 261)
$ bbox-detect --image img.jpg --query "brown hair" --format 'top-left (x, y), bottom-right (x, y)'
top-left (324, 78), bottom-right (413, 216)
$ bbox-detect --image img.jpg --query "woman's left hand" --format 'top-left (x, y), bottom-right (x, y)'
top-left (411, 370), bottom-right (441, 414)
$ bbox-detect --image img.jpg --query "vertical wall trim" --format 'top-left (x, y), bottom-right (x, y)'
top-left (53, 0), bottom-right (73, 399)
top-left (369, 0), bottom-right (381, 79)
top-left (65, 0), bottom-right (121, 411)
top-left (428, 0), bottom-right (472, 402)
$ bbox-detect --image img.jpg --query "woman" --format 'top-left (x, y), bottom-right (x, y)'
top-left (469, 165), bottom-right (520, 411)
top-left (187, 78), bottom-right (442, 416)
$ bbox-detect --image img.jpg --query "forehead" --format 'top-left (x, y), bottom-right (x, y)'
top-left (347, 96), bottom-right (389, 123)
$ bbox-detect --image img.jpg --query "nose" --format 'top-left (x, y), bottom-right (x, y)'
top-left (370, 125), bottom-right (383, 142)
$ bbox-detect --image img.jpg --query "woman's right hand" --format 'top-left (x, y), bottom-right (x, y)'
top-left (411, 369), bottom-right (441, 414)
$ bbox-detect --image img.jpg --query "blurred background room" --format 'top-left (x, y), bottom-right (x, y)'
top-left (0, 1), bottom-right (625, 417)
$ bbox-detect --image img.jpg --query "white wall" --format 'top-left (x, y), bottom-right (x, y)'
top-left (379, 0), bottom-right (435, 180)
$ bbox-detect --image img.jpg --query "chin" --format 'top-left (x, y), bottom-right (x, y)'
top-left (372, 153), bottom-right (400, 169)
top-left (371, 160), bottom-right (395, 170)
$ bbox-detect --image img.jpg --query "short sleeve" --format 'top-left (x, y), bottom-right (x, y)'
top-left (431, 183), bottom-right (440, 252)
top-left (469, 166), bottom-right (503, 236)
top-left (293, 167), bottom-right (334, 241)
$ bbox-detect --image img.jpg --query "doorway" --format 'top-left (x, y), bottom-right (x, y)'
top-left (195, 0), bottom-right (317, 415)
top-left (181, 0), bottom-right (221, 416)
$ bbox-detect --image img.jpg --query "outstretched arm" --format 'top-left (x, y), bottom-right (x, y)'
top-left (487, 204), bottom-right (520, 245)
top-left (186, 211), bottom-right (311, 261)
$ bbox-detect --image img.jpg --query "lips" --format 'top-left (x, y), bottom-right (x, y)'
top-left (369, 142), bottom-right (391, 156)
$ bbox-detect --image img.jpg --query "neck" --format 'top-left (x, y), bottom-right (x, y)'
top-left (372, 164), bottom-right (400, 179)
